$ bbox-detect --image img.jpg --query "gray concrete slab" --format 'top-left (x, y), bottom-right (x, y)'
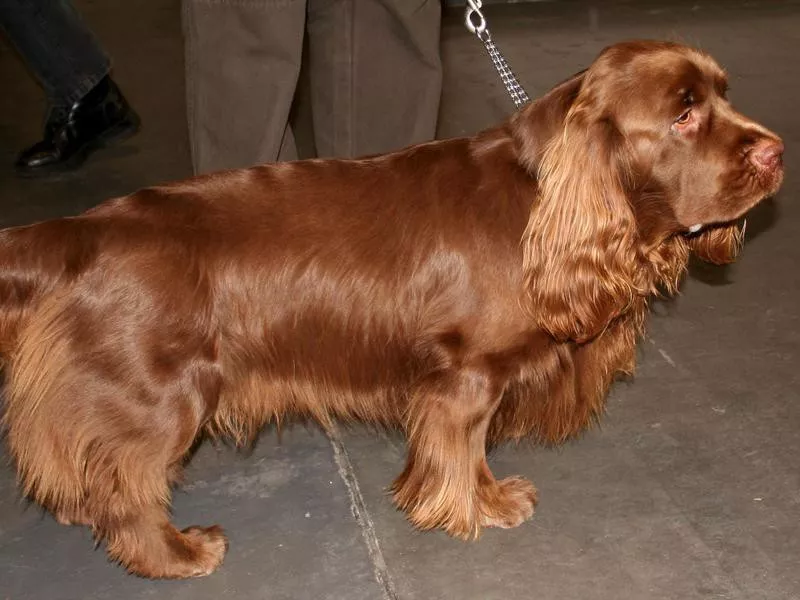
top-left (1, 1), bottom-right (798, 599)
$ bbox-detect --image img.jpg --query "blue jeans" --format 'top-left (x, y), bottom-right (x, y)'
top-left (0, 0), bottom-right (110, 108)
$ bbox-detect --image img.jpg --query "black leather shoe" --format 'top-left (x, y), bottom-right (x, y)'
top-left (15, 76), bottom-right (140, 177)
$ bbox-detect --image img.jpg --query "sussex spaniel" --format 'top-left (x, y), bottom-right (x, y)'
top-left (0, 41), bottom-right (784, 578)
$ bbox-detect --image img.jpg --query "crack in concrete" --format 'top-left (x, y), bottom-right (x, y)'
top-left (329, 426), bottom-right (399, 600)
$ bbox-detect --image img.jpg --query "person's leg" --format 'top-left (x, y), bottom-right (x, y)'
top-left (0, 0), bottom-right (110, 106)
top-left (0, 0), bottom-right (139, 175)
top-left (306, 0), bottom-right (442, 158)
top-left (182, 0), bottom-right (307, 175)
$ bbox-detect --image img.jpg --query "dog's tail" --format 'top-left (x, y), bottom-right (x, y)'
top-left (0, 219), bottom-right (95, 356)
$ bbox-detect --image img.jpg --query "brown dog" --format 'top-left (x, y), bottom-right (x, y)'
top-left (0, 41), bottom-right (784, 578)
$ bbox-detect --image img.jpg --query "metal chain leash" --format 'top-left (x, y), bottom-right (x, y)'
top-left (464, 0), bottom-right (530, 109)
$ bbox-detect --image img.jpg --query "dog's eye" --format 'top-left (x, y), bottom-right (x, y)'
top-left (675, 109), bottom-right (692, 125)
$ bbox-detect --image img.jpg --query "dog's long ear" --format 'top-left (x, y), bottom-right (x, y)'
top-left (687, 222), bottom-right (744, 265)
top-left (510, 71), bottom-right (585, 171)
top-left (516, 83), bottom-right (642, 343)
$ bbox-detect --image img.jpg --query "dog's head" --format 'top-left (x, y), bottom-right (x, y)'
top-left (512, 40), bottom-right (784, 342)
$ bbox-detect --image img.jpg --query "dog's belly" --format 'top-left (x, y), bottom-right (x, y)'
top-left (209, 318), bottom-right (421, 443)
top-left (211, 368), bottom-right (405, 442)
top-left (208, 313), bottom-right (638, 448)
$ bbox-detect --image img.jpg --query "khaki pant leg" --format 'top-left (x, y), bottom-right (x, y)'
top-left (182, 0), bottom-right (307, 174)
top-left (306, 0), bottom-right (442, 158)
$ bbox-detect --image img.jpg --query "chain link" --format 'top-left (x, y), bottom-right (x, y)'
top-left (464, 0), bottom-right (487, 35)
top-left (464, 0), bottom-right (530, 110)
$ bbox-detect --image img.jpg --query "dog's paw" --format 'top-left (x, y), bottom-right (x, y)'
top-left (480, 476), bottom-right (538, 529)
top-left (180, 525), bottom-right (228, 578)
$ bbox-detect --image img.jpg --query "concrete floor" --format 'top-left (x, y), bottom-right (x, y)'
top-left (1, 1), bottom-right (799, 598)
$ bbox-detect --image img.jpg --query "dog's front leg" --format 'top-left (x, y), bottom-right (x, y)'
top-left (391, 367), bottom-right (538, 539)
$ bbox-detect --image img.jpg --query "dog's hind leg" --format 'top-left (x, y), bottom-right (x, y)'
top-left (391, 366), bottom-right (538, 539)
top-left (4, 293), bottom-right (228, 578)
top-left (101, 504), bottom-right (228, 579)
top-left (82, 409), bottom-right (227, 579)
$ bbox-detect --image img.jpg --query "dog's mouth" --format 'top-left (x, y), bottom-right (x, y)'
top-left (681, 174), bottom-right (783, 238)
top-left (748, 164), bottom-right (784, 202)
top-left (765, 167), bottom-right (785, 198)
